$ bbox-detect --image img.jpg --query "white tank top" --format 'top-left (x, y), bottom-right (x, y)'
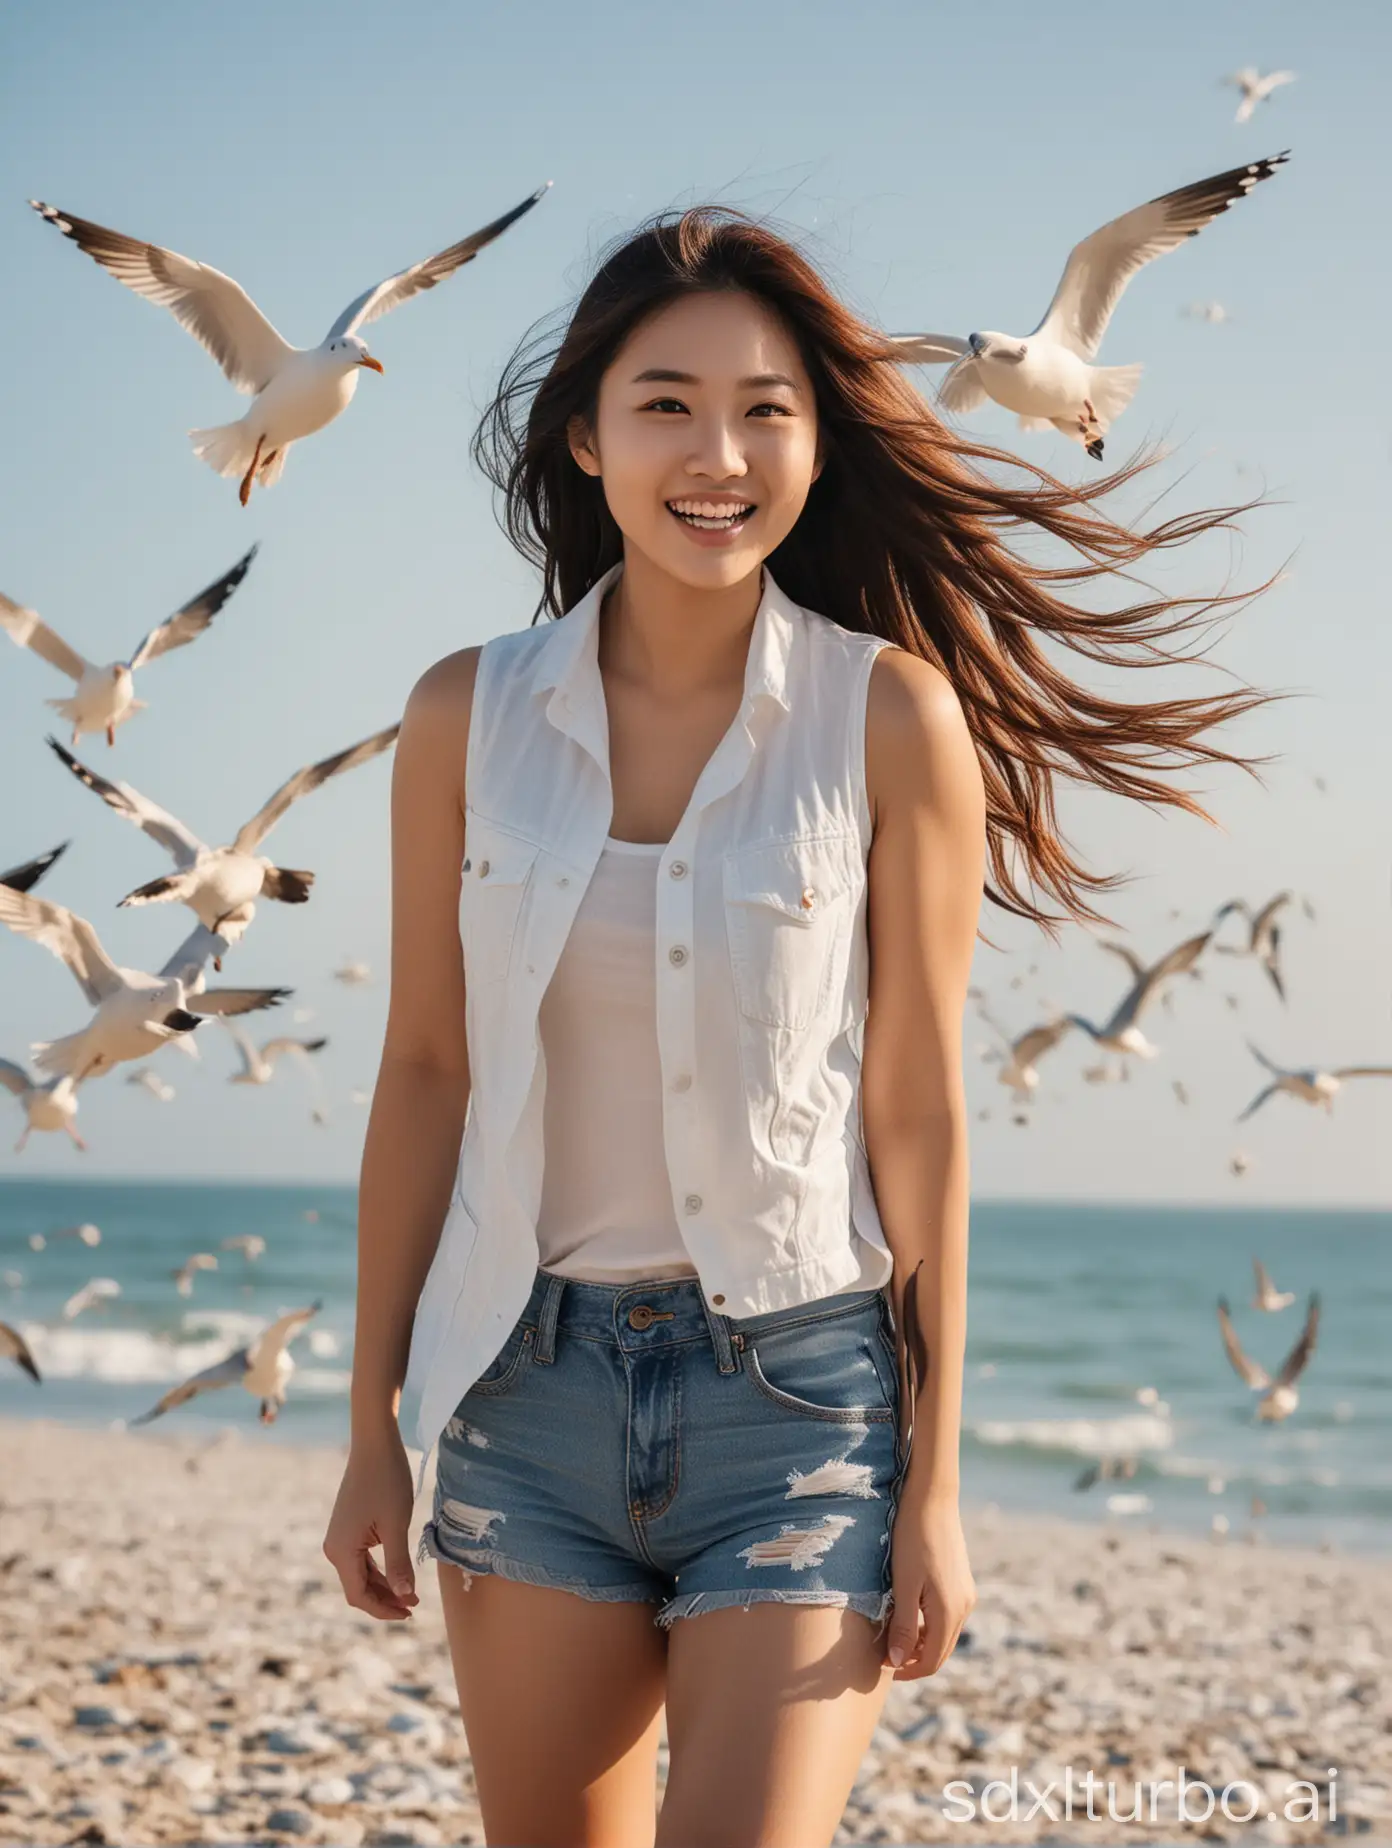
top-left (535, 836), bottom-right (698, 1281)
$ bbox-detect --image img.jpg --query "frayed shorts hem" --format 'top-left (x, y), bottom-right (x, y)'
top-left (418, 1520), bottom-right (664, 1606)
top-left (653, 1586), bottom-right (894, 1634)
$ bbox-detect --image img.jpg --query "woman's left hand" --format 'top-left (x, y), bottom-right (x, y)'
top-left (883, 1489), bottom-right (976, 1679)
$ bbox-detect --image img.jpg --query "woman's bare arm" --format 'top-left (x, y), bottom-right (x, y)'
top-left (861, 646), bottom-right (984, 1673)
top-left (349, 644), bottom-right (479, 1444)
top-left (326, 646), bottom-right (480, 1621)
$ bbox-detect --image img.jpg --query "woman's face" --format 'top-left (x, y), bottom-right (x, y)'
top-left (569, 289), bottom-right (821, 592)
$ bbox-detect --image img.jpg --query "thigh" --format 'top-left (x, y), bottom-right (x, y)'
top-left (439, 1567), bottom-right (668, 1848)
top-left (656, 1601), bottom-right (892, 1848)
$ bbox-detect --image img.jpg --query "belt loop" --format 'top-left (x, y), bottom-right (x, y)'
top-left (700, 1292), bottom-right (740, 1375)
top-left (533, 1270), bottom-right (566, 1365)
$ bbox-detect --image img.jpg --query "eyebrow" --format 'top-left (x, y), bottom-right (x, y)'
top-left (631, 367), bottom-right (803, 391)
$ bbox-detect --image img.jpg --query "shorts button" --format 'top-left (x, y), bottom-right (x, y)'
top-left (628, 1304), bottom-right (656, 1330)
top-left (711, 1293), bottom-right (726, 1306)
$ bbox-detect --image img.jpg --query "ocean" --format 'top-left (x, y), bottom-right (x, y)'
top-left (1, 1181), bottom-right (1387, 1554)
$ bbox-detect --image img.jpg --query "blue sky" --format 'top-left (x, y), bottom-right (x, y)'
top-left (1, 0), bottom-right (1387, 1202)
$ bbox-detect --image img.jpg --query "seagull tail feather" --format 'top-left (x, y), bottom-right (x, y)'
top-left (31, 1031), bottom-right (88, 1078)
top-left (188, 418), bottom-right (260, 480)
top-left (1087, 364), bottom-right (1145, 430)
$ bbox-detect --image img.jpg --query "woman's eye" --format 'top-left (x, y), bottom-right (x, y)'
top-left (748, 402), bottom-right (793, 418)
top-left (641, 397), bottom-right (688, 414)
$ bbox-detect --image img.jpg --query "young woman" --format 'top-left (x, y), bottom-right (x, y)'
top-left (324, 208), bottom-right (1267, 1847)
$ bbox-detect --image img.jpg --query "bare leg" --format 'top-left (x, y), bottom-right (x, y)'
top-left (239, 436), bottom-right (264, 507)
top-left (438, 1568), bottom-right (667, 1847)
top-left (656, 1604), bottom-right (894, 1848)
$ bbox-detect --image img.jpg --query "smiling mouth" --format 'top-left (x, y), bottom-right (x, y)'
top-left (667, 498), bottom-right (756, 531)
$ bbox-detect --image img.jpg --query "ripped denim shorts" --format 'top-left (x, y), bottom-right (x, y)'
top-left (418, 1264), bottom-right (907, 1635)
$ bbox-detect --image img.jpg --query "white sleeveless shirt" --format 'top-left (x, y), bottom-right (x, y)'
top-left (398, 563), bottom-right (897, 1485)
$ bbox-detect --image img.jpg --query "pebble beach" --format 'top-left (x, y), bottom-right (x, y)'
top-left (1, 1417), bottom-right (1388, 1847)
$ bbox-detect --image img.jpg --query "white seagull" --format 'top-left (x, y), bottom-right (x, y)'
top-left (125, 1066), bottom-right (176, 1102)
top-left (1212, 891), bottom-right (1290, 1001)
top-left (0, 889), bottom-right (289, 1081)
top-left (130, 1300), bottom-right (323, 1426)
top-left (0, 1322), bottom-right (41, 1384)
top-left (1066, 931), bottom-right (1211, 1059)
top-left (1224, 68), bottom-right (1296, 125)
top-left (1217, 1292), bottom-right (1318, 1421)
top-left (0, 550), bottom-right (255, 746)
top-left (0, 1063), bottom-right (84, 1152)
top-left (333, 961), bottom-right (372, 986)
top-left (1238, 1043), bottom-right (1392, 1120)
top-left (31, 185), bottom-right (550, 505)
top-left (974, 1005), bottom-right (1073, 1097)
top-left (890, 154), bottom-right (1287, 458)
top-left (50, 723), bottom-right (399, 962)
top-left (1, 842), bottom-right (69, 894)
top-left (220, 1018), bottom-right (328, 1090)
top-left (1251, 1257), bottom-right (1295, 1313)
top-left (62, 1276), bottom-right (121, 1321)
top-left (172, 1252), bottom-right (218, 1298)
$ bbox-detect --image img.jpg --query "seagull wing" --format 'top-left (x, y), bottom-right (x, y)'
top-left (1098, 940), bottom-right (1147, 983)
top-left (0, 1059), bottom-right (33, 1097)
top-left (886, 333), bottom-right (971, 365)
top-left (1237, 1081), bottom-right (1281, 1123)
top-left (0, 886), bottom-right (122, 1004)
top-left (1331, 1066), bottom-right (1392, 1081)
top-left (325, 185), bottom-right (550, 340)
top-left (1013, 1020), bottom-right (1072, 1067)
top-left (232, 722), bottom-right (401, 853)
top-left (1276, 1293), bottom-right (1319, 1387)
top-left (1249, 890), bottom-right (1291, 945)
top-left (187, 987), bottom-right (292, 1019)
top-left (30, 203), bottom-right (295, 394)
top-left (126, 546), bottom-right (258, 671)
top-left (1117, 930), bottom-right (1212, 1027)
top-left (158, 923), bottom-right (227, 988)
top-left (47, 739), bottom-right (205, 868)
top-left (1032, 154), bottom-right (1289, 359)
top-left (216, 1015), bottom-right (259, 1078)
top-left (0, 841), bottom-right (70, 894)
top-left (1216, 1298), bottom-right (1270, 1389)
top-left (1260, 71), bottom-right (1297, 96)
top-left (1253, 1256), bottom-right (1275, 1295)
top-left (129, 1349), bottom-right (251, 1424)
top-left (247, 1299), bottom-right (323, 1369)
top-left (261, 1036), bottom-right (328, 1067)
top-left (0, 594), bottom-right (89, 682)
top-left (937, 357), bottom-right (989, 413)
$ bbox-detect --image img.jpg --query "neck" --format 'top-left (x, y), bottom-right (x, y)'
top-left (598, 548), bottom-right (763, 702)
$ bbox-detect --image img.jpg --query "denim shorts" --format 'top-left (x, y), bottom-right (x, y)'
top-left (418, 1265), bottom-right (907, 1634)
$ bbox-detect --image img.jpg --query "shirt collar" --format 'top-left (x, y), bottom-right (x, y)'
top-left (529, 561), bottom-right (797, 732)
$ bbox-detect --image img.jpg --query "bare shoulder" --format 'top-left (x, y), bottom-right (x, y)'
top-left (866, 647), bottom-right (980, 822)
top-left (407, 645), bottom-right (482, 722)
top-left (395, 647), bottom-right (481, 811)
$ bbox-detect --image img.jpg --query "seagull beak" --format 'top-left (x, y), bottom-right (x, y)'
top-left (358, 356), bottom-right (385, 374)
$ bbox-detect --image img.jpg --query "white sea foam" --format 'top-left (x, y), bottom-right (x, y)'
top-left (971, 1412), bottom-right (1174, 1458)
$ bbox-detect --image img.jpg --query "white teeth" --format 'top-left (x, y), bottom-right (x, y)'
top-left (668, 498), bottom-right (754, 528)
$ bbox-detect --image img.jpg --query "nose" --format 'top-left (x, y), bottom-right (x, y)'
top-left (685, 413), bottom-right (748, 484)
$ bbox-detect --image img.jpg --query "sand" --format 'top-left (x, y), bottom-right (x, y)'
top-left (0, 1416), bottom-right (1388, 1847)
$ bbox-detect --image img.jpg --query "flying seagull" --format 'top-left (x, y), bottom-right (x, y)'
top-left (889, 154), bottom-right (1287, 458)
top-left (1251, 1257), bottom-right (1295, 1313)
top-left (1217, 1292), bottom-right (1318, 1421)
top-left (125, 1066), bottom-right (176, 1102)
top-left (0, 1063), bottom-right (84, 1152)
top-left (1224, 68), bottom-right (1296, 124)
top-left (0, 549), bottom-right (255, 746)
top-left (62, 1277), bottom-right (121, 1322)
top-left (31, 185), bottom-right (550, 504)
top-left (220, 1018), bottom-right (328, 1089)
top-left (1066, 931), bottom-right (1211, 1058)
top-left (130, 1300), bottom-right (323, 1426)
top-left (1211, 891), bottom-right (1290, 1000)
top-left (1, 842), bottom-right (70, 894)
top-left (221, 1233), bottom-right (266, 1263)
top-left (1238, 1042), bottom-right (1392, 1121)
top-left (974, 1004), bottom-right (1072, 1097)
top-left (49, 723), bottom-right (399, 963)
top-left (172, 1252), bottom-right (218, 1298)
top-left (0, 1322), bottom-right (41, 1384)
top-left (0, 889), bottom-right (289, 1081)
top-left (333, 960), bottom-right (372, 986)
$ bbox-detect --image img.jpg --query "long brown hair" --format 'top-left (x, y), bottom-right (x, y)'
top-left (473, 206), bottom-right (1280, 930)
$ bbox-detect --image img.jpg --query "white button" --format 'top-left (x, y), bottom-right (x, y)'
top-left (526, 964), bottom-right (535, 974)
top-left (668, 945), bottom-right (688, 966)
top-left (669, 860), bottom-right (688, 879)
top-left (558, 876), bottom-right (570, 887)
top-left (479, 859), bottom-right (491, 878)
top-left (684, 1193), bottom-right (702, 1214)
top-left (670, 1073), bottom-right (692, 1093)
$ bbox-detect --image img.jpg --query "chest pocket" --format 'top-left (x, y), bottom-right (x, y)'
top-left (461, 815), bottom-right (541, 987)
top-left (723, 835), bottom-right (858, 1029)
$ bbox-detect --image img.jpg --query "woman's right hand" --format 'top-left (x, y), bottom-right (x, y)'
top-left (323, 1427), bottom-right (421, 1621)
